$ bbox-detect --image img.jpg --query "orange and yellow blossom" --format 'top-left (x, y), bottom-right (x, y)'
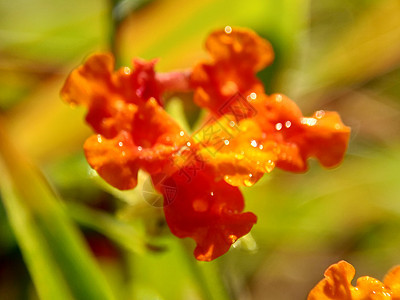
top-left (308, 261), bottom-right (400, 300)
top-left (62, 27), bottom-right (350, 261)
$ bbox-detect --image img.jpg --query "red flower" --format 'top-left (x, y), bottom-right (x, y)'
top-left (62, 27), bottom-right (350, 261)
top-left (153, 161), bottom-right (257, 261)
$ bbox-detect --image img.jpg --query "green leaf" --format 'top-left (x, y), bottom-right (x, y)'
top-left (0, 125), bottom-right (115, 300)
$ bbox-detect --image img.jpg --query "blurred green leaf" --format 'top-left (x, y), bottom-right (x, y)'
top-left (0, 125), bottom-right (115, 300)
top-left (66, 201), bottom-right (147, 255)
top-left (304, 0), bottom-right (400, 96)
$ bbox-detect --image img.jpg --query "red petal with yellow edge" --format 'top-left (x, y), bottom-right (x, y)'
top-left (384, 266), bottom-right (400, 299)
top-left (191, 27), bottom-right (272, 115)
top-left (155, 163), bottom-right (257, 261)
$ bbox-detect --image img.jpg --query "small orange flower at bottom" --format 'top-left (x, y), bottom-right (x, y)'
top-left (308, 261), bottom-right (400, 300)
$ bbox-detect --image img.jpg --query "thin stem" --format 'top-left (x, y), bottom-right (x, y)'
top-left (179, 241), bottom-right (231, 300)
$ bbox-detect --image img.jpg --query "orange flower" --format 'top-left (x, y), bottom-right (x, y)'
top-left (61, 53), bottom-right (189, 190)
top-left (190, 27), bottom-right (273, 116)
top-left (62, 27), bottom-right (350, 261)
top-left (308, 261), bottom-right (400, 299)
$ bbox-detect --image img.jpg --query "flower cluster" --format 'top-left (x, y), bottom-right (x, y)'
top-left (308, 261), bottom-right (400, 299)
top-left (61, 27), bottom-right (350, 261)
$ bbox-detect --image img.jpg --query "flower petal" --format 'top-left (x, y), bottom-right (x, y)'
top-left (255, 94), bottom-right (351, 172)
top-left (308, 261), bottom-right (393, 300)
top-left (84, 131), bottom-right (139, 190)
top-left (192, 116), bottom-right (276, 186)
top-left (384, 265), bottom-right (400, 299)
top-left (307, 260), bottom-right (355, 300)
top-left (205, 27), bottom-right (274, 72)
top-left (84, 98), bottom-right (189, 189)
top-left (61, 53), bottom-right (162, 137)
top-left (191, 27), bottom-right (272, 115)
top-left (155, 163), bottom-right (257, 261)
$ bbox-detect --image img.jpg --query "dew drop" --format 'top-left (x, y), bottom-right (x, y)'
top-left (186, 142), bottom-right (191, 147)
top-left (229, 121), bottom-right (236, 127)
top-left (259, 144), bottom-right (264, 150)
top-left (137, 146), bottom-right (143, 151)
top-left (265, 160), bottom-right (275, 173)
top-left (250, 92), bottom-right (257, 100)
top-left (285, 121), bottom-right (291, 128)
top-left (301, 118), bottom-right (317, 126)
top-left (210, 192), bottom-right (214, 196)
top-left (123, 67), bottom-right (131, 75)
top-left (224, 175), bottom-right (233, 184)
top-left (244, 179), bottom-right (253, 187)
top-left (118, 141), bottom-right (123, 147)
top-left (224, 25), bottom-right (232, 34)
top-left (228, 234), bottom-right (237, 243)
top-left (275, 123), bottom-right (283, 131)
top-left (315, 110), bottom-right (325, 119)
top-left (224, 139), bottom-right (230, 145)
top-left (250, 140), bottom-right (258, 147)
top-left (179, 131), bottom-right (184, 137)
top-left (275, 94), bottom-right (282, 102)
top-left (97, 135), bottom-right (102, 143)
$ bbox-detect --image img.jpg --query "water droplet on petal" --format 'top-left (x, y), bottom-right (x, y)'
top-left (315, 110), bottom-right (325, 119)
top-left (224, 25), bottom-right (232, 34)
top-left (137, 146), bottom-right (143, 151)
top-left (179, 131), bottom-right (185, 137)
top-left (250, 140), bottom-right (258, 147)
top-left (228, 234), bottom-right (237, 243)
top-left (224, 175), bottom-right (233, 184)
top-left (285, 121), bottom-right (291, 128)
top-left (265, 160), bottom-right (275, 173)
top-left (275, 123), bottom-right (283, 131)
top-left (97, 135), bottom-right (102, 143)
top-left (224, 139), bottom-right (230, 145)
top-left (244, 174), bottom-right (255, 187)
top-left (118, 141), bottom-right (123, 147)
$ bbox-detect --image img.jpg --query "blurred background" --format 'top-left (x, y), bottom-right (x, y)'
top-left (1, 0), bottom-right (400, 299)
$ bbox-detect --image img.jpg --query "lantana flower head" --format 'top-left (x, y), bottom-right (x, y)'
top-left (62, 27), bottom-right (350, 261)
